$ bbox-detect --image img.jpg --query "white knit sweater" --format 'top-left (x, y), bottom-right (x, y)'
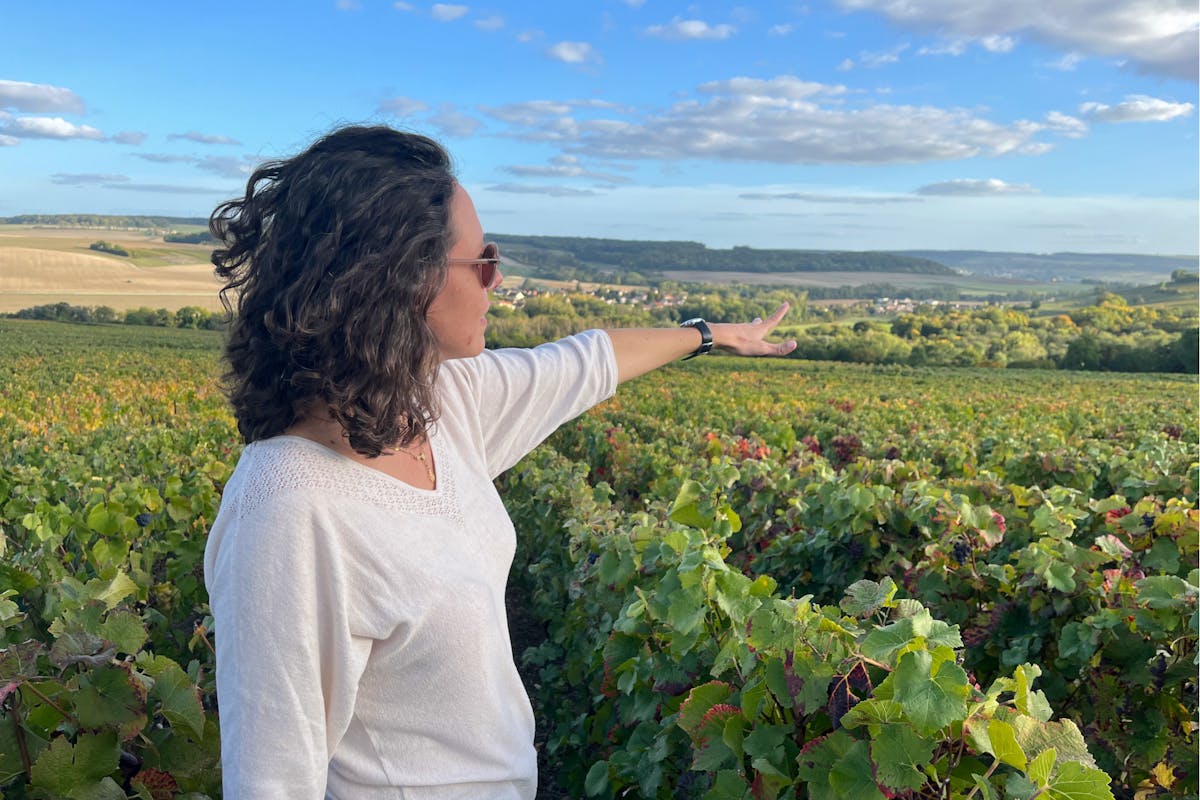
top-left (204, 330), bottom-right (618, 799)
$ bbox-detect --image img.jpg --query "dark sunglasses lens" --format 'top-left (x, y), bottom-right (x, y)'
top-left (479, 263), bottom-right (495, 288)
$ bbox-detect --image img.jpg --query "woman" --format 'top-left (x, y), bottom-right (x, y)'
top-left (203, 125), bottom-right (795, 799)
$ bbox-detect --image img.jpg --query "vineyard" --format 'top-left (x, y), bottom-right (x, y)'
top-left (0, 318), bottom-right (1195, 799)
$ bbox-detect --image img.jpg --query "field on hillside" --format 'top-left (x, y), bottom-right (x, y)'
top-left (0, 226), bottom-right (222, 312)
top-left (0, 319), bottom-right (1195, 799)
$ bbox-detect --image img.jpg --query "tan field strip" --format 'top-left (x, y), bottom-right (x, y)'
top-left (0, 245), bottom-right (224, 313)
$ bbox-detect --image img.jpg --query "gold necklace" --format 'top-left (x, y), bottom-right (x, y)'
top-left (392, 442), bottom-right (435, 485)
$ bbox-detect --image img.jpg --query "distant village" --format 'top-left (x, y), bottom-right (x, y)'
top-left (491, 280), bottom-right (687, 311)
top-left (491, 277), bottom-right (980, 314)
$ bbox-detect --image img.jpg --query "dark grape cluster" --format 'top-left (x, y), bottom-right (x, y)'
top-left (135, 512), bottom-right (153, 527)
top-left (951, 539), bottom-right (972, 565)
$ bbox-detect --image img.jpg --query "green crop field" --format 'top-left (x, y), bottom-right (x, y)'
top-left (0, 319), bottom-right (1195, 799)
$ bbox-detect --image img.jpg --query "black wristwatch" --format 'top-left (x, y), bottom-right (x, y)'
top-left (679, 318), bottom-right (713, 360)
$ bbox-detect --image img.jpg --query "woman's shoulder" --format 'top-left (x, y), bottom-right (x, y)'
top-left (220, 437), bottom-right (333, 515)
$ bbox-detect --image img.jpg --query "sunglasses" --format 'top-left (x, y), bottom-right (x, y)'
top-left (447, 242), bottom-right (501, 289)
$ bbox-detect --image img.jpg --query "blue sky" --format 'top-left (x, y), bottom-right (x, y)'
top-left (2, 1), bottom-right (1197, 254)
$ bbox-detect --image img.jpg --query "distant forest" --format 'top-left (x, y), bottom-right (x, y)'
top-left (489, 233), bottom-right (955, 279)
top-left (4, 214), bottom-right (208, 228)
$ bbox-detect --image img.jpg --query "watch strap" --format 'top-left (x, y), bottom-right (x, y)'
top-left (680, 318), bottom-right (713, 360)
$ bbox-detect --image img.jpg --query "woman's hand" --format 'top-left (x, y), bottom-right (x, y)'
top-left (606, 302), bottom-right (798, 384)
top-left (711, 302), bottom-right (798, 357)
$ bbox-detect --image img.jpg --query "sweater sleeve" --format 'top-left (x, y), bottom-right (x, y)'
top-left (205, 487), bottom-right (371, 798)
top-left (445, 329), bottom-right (618, 478)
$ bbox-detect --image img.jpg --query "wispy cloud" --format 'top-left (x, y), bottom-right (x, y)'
top-left (429, 105), bottom-right (482, 137)
top-left (0, 79), bottom-right (85, 113)
top-left (377, 96), bottom-right (430, 116)
top-left (503, 154), bottom-right (632, 184)
top-left (0, 116), bottom-right (104, 141)
top-left (489, 75), bottom-right (1056, 166)
top-left (837, 0), bottom-right (1199, 80)
top-left (474, 14), bottom-right (504, 31)
top-left (112, 131), bottom-right (147, 145)
top-left (739, 191), bottom-right (922, 204)
top-left (546, 41), bottom-right (600, 65)
top-left (487, 183), bottom-right (598, 197)
top-left (431, 4), bottom-right (468, 22)
top-left (858, 43), bottom-right (909, 68)
top-left (644, 17), bottom-right (736, 41)
top-left (768, 24), bottom-right (795, 36)
top-left (168, 131), bottom-right (242, 145)
top-left (51, 173), bottom-right (130, 185)
top-left (1079, 95), bottom-right (1195, 123)
top-left (916, 178), bottom-right (1038, 196)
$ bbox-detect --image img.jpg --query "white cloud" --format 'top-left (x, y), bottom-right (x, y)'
top-left (0, 134), bottom-right (19, 147)
top-left (502, 159), bottom-right (633, 184)
top-left (51, 173), bottom-right (129, 185)
top-left (168, 131), bottom-right (242, 145)
top-left (393, 1), bottom-right (414, 10)
top-left (769, 23), bottom-right (794, 36)
top-left (740, 191), bottom-right (922, 204)
top-left (837, 58), bottom-right (855, 71)
top-left (474, 14), bottom-right (504, 31)
top-left (488, 183), bottom-right (598, 197)
top-left (0, 116), bottom-right (104, 140)
top-left (429, 105), bottom-right (482, 137)
top-left (859, 43), bottom-right (909, 67)
top-left (0, 79), bottom-right (85, 114)
top-left (836, 0), bottom-right (1199, 80)
top-left (431, 4), bottom-right (468, 22)
top-left (336, 0), bottom-right (361, 11)
top-left (113, 131), bottom-right (147, 145)
top-left (918, 39), bottom-right (968, 56)
top-left (546, 41), bottom-right (601, 65)
top-left (916, 178), bottom-right (1038, 196)
top-left (623, 0), bottom-right (646, 7)
top-left (493, 76), bottom-right (1054, 165)
top-left (1046, 52), bottom-right (1084, 71)
top-left (1044, 111), bottom-right (1088, 137)
top-left (979, 34), bottom-right (1015, 53)
top-left (196, 156), bottom-right (256, 178)
top-left (644, 18), bottom-right (736, 41)
top-left (1079, 94), bottom-right (1195, 122)
top-left (133, 153), bottom-right (199, 164)
top-left (377, 96), bottom-right (430, 116)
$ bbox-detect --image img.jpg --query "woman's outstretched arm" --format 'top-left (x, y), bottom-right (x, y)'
top-left (605, 302), bottom-right (798, 384)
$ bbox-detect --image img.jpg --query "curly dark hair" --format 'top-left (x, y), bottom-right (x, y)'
top-left (210, 125), bottom-right (456, 457)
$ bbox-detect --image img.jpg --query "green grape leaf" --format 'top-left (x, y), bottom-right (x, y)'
top-left (65, 776), bottom-right (127, 800)
top-left (893, 649), bottom-right (969, 735)
top-left (1041, 761), bottom-right (1115, 800)
top-left (74, 665), bottom-right (147, 738)
top-left (987, 719), bottom-right (1027, 771)
top-left (871, 724), bottom-right (934, 792)
top-left (840, 698), bottom-right (905, 728)
top-left (707, 770), bottom-right (749, 800)
top-left (669, 480), bottom-right (710, 529)
top-left (1042, 562), bottom-right (1076, 593)
top-left (972, 773), bottom-right (998, 800)
top-left (584, 760), bottom-right (609, 797)
top-left (0, 640), bottom-right (44, 683)
top-left (30, 731), bottom-right (119, 795)
top-left (829, 738), bottom-right (887, 800)
top-left (1008, 715), bottom-right (1097, 770)
top-left (50, 628), bottom-right (116, 670)
top-left (149, 661), bottom-right (206, 739)
top-left (840, 578), bottom-right (897, 617)
top-left (677, 681), bottom-right (733, 734)
top-left (1134, 575), bottom-right (1190, 609)
top-left (1028, 747), bottom-right (1056, 787)
top-left (98, 610), bottom-right (148, 656)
